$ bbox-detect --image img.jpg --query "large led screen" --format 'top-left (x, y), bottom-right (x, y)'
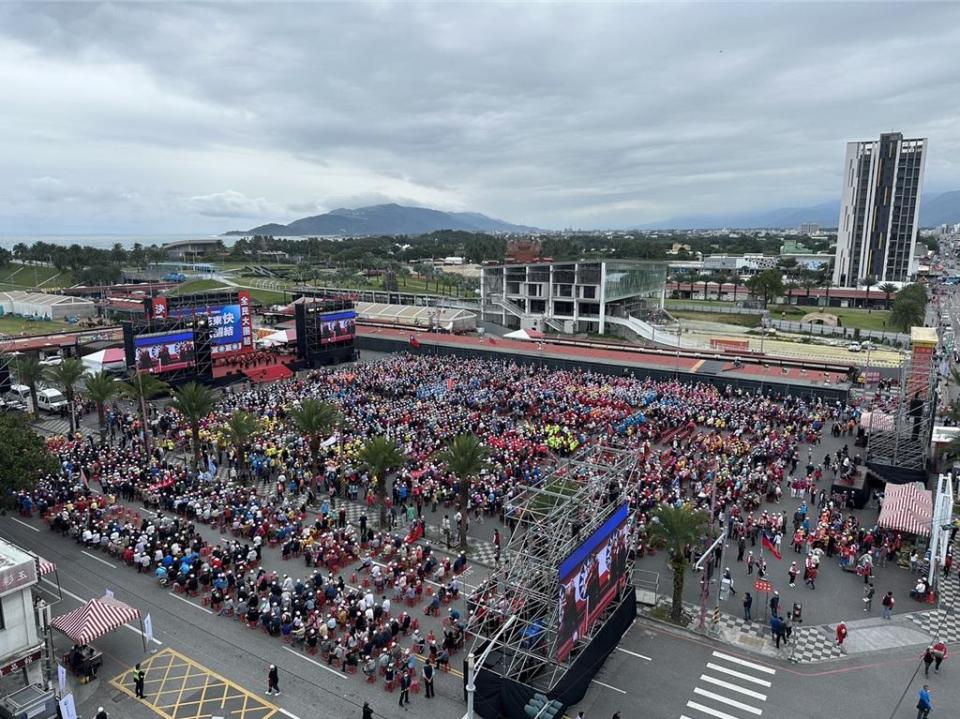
top-left (169, 303), bottom-right (249, 356)
top-left (555, 503), bottom-right (630, 662)
top-left (319, 311), bottom-right (357, 344)
top-left (134, 331), bottom-right (196, 374)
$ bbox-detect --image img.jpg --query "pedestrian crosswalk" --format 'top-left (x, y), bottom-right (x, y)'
top-left (681, 651), bottom-right (775, 719)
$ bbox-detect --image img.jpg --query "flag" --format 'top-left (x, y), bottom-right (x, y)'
top-left (446, 377), bottom-right (455, 392)
top-left (409, 336), bottom-right (421, 349)
top-left (761, 531), bottom-right (781, 560)
top-left (79, 467), bottom-right (88, 488)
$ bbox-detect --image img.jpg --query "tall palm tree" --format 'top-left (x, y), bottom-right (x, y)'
top-left (84, 371), bottom-right (118, 443)
top-left (358, 437), bottom-right (405, 529)
top-left (43, 357), bottom-right (85, 434)
top-left (647, 504), bottom-right (709, 623)
top-left (13, 355), bottom-right (44, 419)
top-left (222, 410), bottom-right (260, 483)
top-left (170, 382), bottom-right (219, 472)
top-left (437, 434), bottom-right (489, 549)
top-left (860, 275), bottom-right (878, 313)
top-left (120, 372), bottom-right (168, 455)
top-left (288, 399), bottom-right (341, 481)
top-left (878, 282), bottom-right (898, 310)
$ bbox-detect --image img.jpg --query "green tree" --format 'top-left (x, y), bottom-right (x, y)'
top-left (13, 355), bottom-right (44, 419)
top-left (43, 357), bottom-right (85, 434)
top-left (0, 414), bottom-right (59, 505)
top-left (170, 382), bottom-right (219, 472)
top-left (878, 282), bottom-right (898, 309)
top-left (120, 372), bottom-right (168, 455)
top-left (437, 434), bottom-right (489, 549)
top-left (647, 504), bottom-right (709, 623)
top-left (288, 399), bottom-right (341, 482)
top-left (358, 437), bottom-right (405, 529)
top-left (799, 268), bottom-right (820, 299)
top-left (890, 296), bottom-right (925, 332)
top-left (745, 269), bottom-right (784, 308)
top-left (84, 371), bottom-right (118, 443)
top-left (859, 275), bottom-right (878, 313)
top-left (222, 410), bottom-right (260, 482)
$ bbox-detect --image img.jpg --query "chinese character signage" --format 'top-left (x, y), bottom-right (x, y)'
top-left (0, 557), bottom-right (37, 597)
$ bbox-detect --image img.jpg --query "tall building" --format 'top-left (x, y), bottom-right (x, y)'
top-left (832, 132), bottom-right (926, 288)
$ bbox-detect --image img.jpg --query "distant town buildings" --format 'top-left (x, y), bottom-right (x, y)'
top-left (833, 132), bottom-right (926, 287)
top-left (798, 223), bottom-right (820, 236)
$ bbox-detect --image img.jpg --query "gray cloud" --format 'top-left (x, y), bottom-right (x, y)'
top-left (0, 1), bottom-right (958, 233)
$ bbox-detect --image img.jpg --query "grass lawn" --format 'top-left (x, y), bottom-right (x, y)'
top-left (0, 315), bottom-right (74, 336)
top-left (774, 306), bottom-right (892, 331)
top-left (0, 265), bottom-right (75, 289)
top-left (167, 279), bottom-right (231, 295)
top-left (247, 288), bottom-right (288, 305)
top-left (671, 311), bottom-right (760, 328)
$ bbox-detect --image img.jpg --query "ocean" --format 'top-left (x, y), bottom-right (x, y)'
top-left (0, 234), bottom-right (222, 251)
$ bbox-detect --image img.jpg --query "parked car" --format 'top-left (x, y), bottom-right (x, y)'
top-left (35, 388), bottom-right (68, 413)
top-left (847, 342), bottom-right (862, 352)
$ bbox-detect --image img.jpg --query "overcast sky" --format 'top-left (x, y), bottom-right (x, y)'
top-left (1, 1), bottom-right (958, 235)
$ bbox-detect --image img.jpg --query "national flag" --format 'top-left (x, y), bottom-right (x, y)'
top-left (761, 531), bottom-right (782, 560)
top-left (409, 336), bottom-right (421, 349)
top-left (446, 377), bottom-right (455, 392)
top-left (79, 467), bottom-right (88, 488)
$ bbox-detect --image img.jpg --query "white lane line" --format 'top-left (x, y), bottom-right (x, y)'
top-left (684, 701), bottom-right (741, 719)
top-left (9, 517), bottom-right (40, 532)
top-left (705, 663), bottom-right (772, 688)
top-left (282, 646), bottom-right (347, 678)
top-left (590, 679), bottom-right (626, 694)
top-left (699, 674), bottom-right (767, 701)
top-left (169, 593), bottom-right (214, 614)
top-left (616, 647), bottom-right (652, 661)
top-left (40, 577), bottom-right (162, 645)
top-left (80, 551), bottom-right (116, 569)
top-left (278, 709), bottom-right (300, 719)
top-left (692, 687), bottom-right (762, 715)
top-left (711, 651), bottom-right (776, 675)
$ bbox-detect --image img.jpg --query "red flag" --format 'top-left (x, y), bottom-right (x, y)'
top-left (446, 377), bottom-right (455, 391)
top-left (761, 532), bottom-right (781, 560)
top-left (409, 336), bottom-right (421, 349)
top-left (80, 467), bottom-right (88, 488)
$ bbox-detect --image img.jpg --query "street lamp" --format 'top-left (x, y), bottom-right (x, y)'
top-left (464, 614), bottom-right (517, 719)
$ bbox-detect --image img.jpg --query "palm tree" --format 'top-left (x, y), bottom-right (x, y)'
top-left (358, 437), bottom-right (405, 529)
top-left (860, 275), bottom-right (878, 313)
top-left (878, 282), bottom-right (898, 310)
top-left (170, 382), bottom-right (219, 472)
top-left (890, 297), bottom-right (925, 332)
top-left (647, 504), bottom-right (709, 623)
top-left (84, 371), bottom-right (118, 443)
top-left (222, 410), bottom-right (260, 482)
top-left (13, 355), bottom-right (44, 419)
top-left (44, 357), bottom-right (85, 434)
top-left (120, 372), bottom-right (168, 455)
top-left (437, 434), bottom-right (489, 549)
top-left (288, 399), bottom-right (341, 481)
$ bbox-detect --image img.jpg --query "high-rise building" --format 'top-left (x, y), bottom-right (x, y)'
top-left (832, 132), bottom-right (926, 287)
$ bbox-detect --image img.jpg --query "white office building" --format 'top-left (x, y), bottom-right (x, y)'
top-left (833, 132), bottom-right (926, 287)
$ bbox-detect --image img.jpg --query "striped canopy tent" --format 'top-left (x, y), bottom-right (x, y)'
top-left (37, 557), bottom-right (56, 577)
top-left (51, 595), bottom-right (144, 649)
top-left (878, 482), bottom-right (933, 536)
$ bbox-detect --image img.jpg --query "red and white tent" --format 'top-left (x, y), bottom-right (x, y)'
top-left (51, 595), bottom-right (142, 646)
top-left (37, 557), bottom-right (56, 577)
top-left (878, 482), bottom-right (933, 536)
top-left (81, 348), bottom-right (127, 374)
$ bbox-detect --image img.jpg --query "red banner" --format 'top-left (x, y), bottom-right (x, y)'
top-left (239, 290), bottom-right (253, 352)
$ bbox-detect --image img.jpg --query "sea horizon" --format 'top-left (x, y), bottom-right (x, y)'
top-left (0, 234), bottom-right (224, 251)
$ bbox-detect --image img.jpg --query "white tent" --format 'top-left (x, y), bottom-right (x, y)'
top-left (503, 329), bottom-right (545, 341)
top-left (258, 329), bottom-right (295, 347)
top-left (81, 348), bottom-right (127, 374)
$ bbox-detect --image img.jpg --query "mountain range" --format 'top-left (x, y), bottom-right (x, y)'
top-left (635, 190), bottom-right (960, 230)
top-left (225, 203), bottom-right (537, 236)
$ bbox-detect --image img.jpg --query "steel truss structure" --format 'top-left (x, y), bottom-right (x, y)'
top-left (865, 352), bottom-right (938, 475)
top-left (465, 444), bottom-right (636, 692)
top-left (0, 332), bottom-right (14, 391)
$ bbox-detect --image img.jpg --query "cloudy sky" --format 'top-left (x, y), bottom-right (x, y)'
top-left (1, 1), bottom-right (958, 234)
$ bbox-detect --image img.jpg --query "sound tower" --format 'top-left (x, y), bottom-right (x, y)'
top-left (193, 318), bottom-right (214, 378)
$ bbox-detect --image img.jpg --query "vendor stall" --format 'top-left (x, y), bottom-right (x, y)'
top-left (51, 594), bottom-right (146, 661)
top-left (878, 482), bottom-right (933, 537)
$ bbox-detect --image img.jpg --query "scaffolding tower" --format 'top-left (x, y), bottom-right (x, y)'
top-left (865, 351), bottom-right (938, 479)
top-left (464, 444), bottom-right (636, 692)
top-left (0, 332), bottom-right (15, 392)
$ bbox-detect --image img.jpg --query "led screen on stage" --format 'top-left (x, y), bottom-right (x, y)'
top-left (167, 291), bottom-right (253, 357)
top-left (319, 311), bottom-right (357, 345)
top-left (134, 330), bottom-right (196, 374)
top-left (555, 503), bottom-right (630, 662)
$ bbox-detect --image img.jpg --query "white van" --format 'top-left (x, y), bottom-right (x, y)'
top-left (36, 388), bottom-right (68, 413)
top-left (6, 384), bottom-right (32, 404)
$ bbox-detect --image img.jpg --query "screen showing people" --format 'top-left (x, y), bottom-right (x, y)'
top-left (170, 303), bottom-right (249, 356)
top-left (555, 503), bottom-right (630, 662)
top-left (319, 311), bottom-right (357, 344)
top-left (134, 331), bottom-right (196, 373)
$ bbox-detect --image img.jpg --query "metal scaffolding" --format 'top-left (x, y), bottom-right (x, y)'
top-left (0, 332), bottom-right (15, 388)
top-left (865, 352), bottom-right (938, 475)
top-left (464, 444), bottom-right (636, 692)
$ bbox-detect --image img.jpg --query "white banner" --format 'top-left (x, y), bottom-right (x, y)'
top-left (104, 588), bottom-right (114, 599)
top-left (57, 664), bottom-right (66, 694)
top-left (143, 613), bottom-right (153, 643)
top-left (59, 694), bottom-right (77, 719)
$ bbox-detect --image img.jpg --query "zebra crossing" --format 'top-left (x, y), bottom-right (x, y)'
top-left (681, 651), bottom-right (776, 719)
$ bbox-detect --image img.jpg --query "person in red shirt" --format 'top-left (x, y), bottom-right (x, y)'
top-left (932, 640), bottom-right (948, 673)
top-left (836, 621), bottom-right (848, 653)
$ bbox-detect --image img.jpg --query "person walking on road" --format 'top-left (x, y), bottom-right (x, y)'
top-left (882, 591), bottom-right (895, 620)
top-left (95, 707), bottom-right (108, 719)
top-left (835, 621), bottom-right (848, 653)
top-left (924, 647), bottom-right (935, 677)
top-left (133, 663), bottom-right (146, 699)
top-left (423, 659), bottom-right (435, 698)
top-left (916, 685), bottom-right (932, 719)
top-left (398, 670), bottom-right (411, 709)
top-left (266, 664), bottom-right (280, 696)
top-left (362, 702), bottom-right (374, 719)
top-left (932, 640), bottom-right (947, 673)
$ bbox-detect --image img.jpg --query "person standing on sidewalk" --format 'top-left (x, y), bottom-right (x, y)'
top-left (835, 621), bottom-right (848, 653)
top-left (882, 591), bottom-right (895, 619)
top-left (423, 658), bottom-right (435, 698)
top-left (742, 592), bottom-right (753, 622)
top-left (916, 685), bottom-right (932, 719)
top-left (362, 702), bottom-right (374, 719)
top-left (863, 583), bottom-right (875, 612)
top-left (398, 670), bottom-right (411, 709)
top-left (133, 663), bottom-right (146, 699)
top-left (266, 664), bottom-right (280, 696)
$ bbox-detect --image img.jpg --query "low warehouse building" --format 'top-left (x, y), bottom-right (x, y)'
top-left (0, 291), bottom-right (96, 320)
